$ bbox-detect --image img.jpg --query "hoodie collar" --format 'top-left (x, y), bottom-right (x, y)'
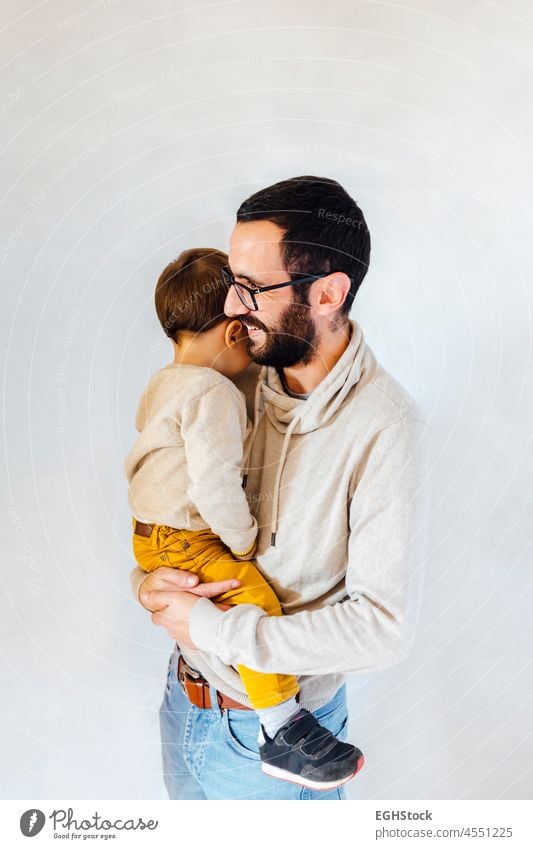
top-left (261, 320), bottom-right (366, 435)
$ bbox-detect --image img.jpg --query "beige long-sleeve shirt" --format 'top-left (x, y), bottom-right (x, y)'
top-left (124, 363), bottom-right (258, 556)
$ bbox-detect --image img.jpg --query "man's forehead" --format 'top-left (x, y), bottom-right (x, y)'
top-left (229, 220), bottom-right (284, 272)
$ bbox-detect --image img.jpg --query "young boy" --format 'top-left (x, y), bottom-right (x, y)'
top-left (124, 248), bottom-right (364, 790)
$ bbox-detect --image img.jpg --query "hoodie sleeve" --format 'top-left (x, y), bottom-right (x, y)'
top-left (188, 415), bottom-right (430, 675)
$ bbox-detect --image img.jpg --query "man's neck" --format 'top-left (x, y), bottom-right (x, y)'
top-left (281, 321), bottom-right (352, 395)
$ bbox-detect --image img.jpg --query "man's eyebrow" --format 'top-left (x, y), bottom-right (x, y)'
top-left (231, 270), bottom-right (265, 287)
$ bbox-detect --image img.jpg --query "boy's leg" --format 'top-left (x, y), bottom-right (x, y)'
top-left (135, 526), bottom-right (301, 710)
top-left (179, 530), bottom-right (301, 708)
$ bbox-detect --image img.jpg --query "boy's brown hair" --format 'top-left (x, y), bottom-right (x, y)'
top-left (155, 248), bottom-right (229, 344)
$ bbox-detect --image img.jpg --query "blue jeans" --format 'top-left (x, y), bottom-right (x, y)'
top-left (159, 647), bottom-right (349, 800)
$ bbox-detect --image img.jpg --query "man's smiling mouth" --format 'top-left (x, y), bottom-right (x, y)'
top-left (243, 321), bottom-right (265, 335)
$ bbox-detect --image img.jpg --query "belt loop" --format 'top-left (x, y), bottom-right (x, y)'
top-left (151, 524), bottom-right (162, 549)
top-left (171, 644), bottom-right (179, 677)
top-left (208, 684), bottom-right (223, 717)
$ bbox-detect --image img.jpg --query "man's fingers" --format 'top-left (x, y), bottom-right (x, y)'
top-left (142, 590), bottom-right (181, 611)
top-left (141, 567), bottom-right (200, 591)
top-left (189, 579), bottom-right (240, 598)
top-left (139, 572), bottom-right (240, 611)
top-left (142, 582), bottom-right (239, 612)
top-left (142, 592), bottom-right (169, 613)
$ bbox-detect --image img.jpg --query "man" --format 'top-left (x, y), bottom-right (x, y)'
top-left (131, 175), bottom-right (429, 800)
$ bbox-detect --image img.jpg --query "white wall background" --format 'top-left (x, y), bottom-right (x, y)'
top-left (1, 0), bottom-right (532, 800)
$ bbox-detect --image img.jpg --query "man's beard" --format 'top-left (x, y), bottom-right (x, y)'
top-left (241, 297), bottom-right (319, 368)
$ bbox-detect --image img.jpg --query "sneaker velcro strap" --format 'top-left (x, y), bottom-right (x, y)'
top-left (301, 729), bottom-right (338, 758)
top-left (283, 714), bottom-right (346, 761)
top-left (282, 713), bottom-right (320, 746)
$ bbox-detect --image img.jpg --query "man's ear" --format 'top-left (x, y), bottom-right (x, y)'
top-left (224, 318), bottom-right (244, 347)
top-left (316, 272), bottom-right (351, 313)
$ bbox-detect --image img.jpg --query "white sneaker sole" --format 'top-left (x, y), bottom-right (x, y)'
top-left (261, 755), bottom-right (364, 791)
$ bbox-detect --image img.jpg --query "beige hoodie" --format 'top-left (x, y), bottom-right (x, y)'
top-left (131, 320), bottom-right (430, 711)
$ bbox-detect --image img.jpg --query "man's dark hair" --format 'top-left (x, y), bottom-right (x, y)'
top-left (155, 248), bottom-right (229, 344)
top-left (236, 175), bottom-right (371, 319)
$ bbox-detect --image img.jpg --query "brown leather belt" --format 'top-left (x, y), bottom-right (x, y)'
top-left (177, 655), bottom-right (252, 711)
top-left (134, 521), bottom-right (153, 537)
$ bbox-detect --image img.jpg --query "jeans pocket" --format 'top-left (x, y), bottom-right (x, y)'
top-left (313, 687), bottom-right (349, 742)
top-left (222, 710), bottom-right (261, 761)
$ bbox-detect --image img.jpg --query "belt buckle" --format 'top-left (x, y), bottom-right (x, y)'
top-left (178, 657), bottom-right (200, 681)
top-left (178, 656), bottom-right (202, 693)
top-left (178, 656), bottom-right (211, 709)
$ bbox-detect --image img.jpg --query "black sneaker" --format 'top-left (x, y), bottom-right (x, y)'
top-left (259, 709), bottom-right (364, 791)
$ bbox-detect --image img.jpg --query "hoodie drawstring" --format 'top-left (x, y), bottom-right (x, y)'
top-left (269, 415), bottom-right (301, 547)
top-left (242, 377), bottom-right (264, 490)
top-left (240, 376), bottom-right (300, 548)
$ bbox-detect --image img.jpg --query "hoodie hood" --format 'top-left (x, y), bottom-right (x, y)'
top-left (243, 320), bottom-right (373, 546)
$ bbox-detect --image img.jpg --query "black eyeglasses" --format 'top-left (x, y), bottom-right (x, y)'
top-left (221, 265), bottom-right (324, 312)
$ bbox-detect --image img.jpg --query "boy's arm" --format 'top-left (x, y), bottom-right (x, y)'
top-left (187, 416), bottom-right (430, 675)
top-left (180, 382), bottom-right (257, 556)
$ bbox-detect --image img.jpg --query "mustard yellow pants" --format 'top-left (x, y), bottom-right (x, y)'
top-left (132, 521), bottom-right (300, 710)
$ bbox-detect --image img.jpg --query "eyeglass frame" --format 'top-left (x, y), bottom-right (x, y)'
top-left (221, 265), bottom-right (327, 312)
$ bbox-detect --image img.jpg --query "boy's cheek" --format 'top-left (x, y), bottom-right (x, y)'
top-left (238, 336), bottom-right (253, 366)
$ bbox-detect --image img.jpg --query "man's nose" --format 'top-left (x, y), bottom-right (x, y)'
top-left (224, 285), bottom-right (250, 317)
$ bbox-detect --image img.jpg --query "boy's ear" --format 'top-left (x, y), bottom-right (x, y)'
top-left (224, 319), bottom-right (244, 346)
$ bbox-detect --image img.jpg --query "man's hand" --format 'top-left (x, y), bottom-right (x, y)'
top-left (139, 566), bottom-right (239, 609)
top-left (139, 567), bottom-right (236, 649)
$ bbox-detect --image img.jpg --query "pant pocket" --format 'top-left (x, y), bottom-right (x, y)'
top-left (222, 710), bottom-right (261, 761)
top-left (313, 687), bottom-right (349, 741)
